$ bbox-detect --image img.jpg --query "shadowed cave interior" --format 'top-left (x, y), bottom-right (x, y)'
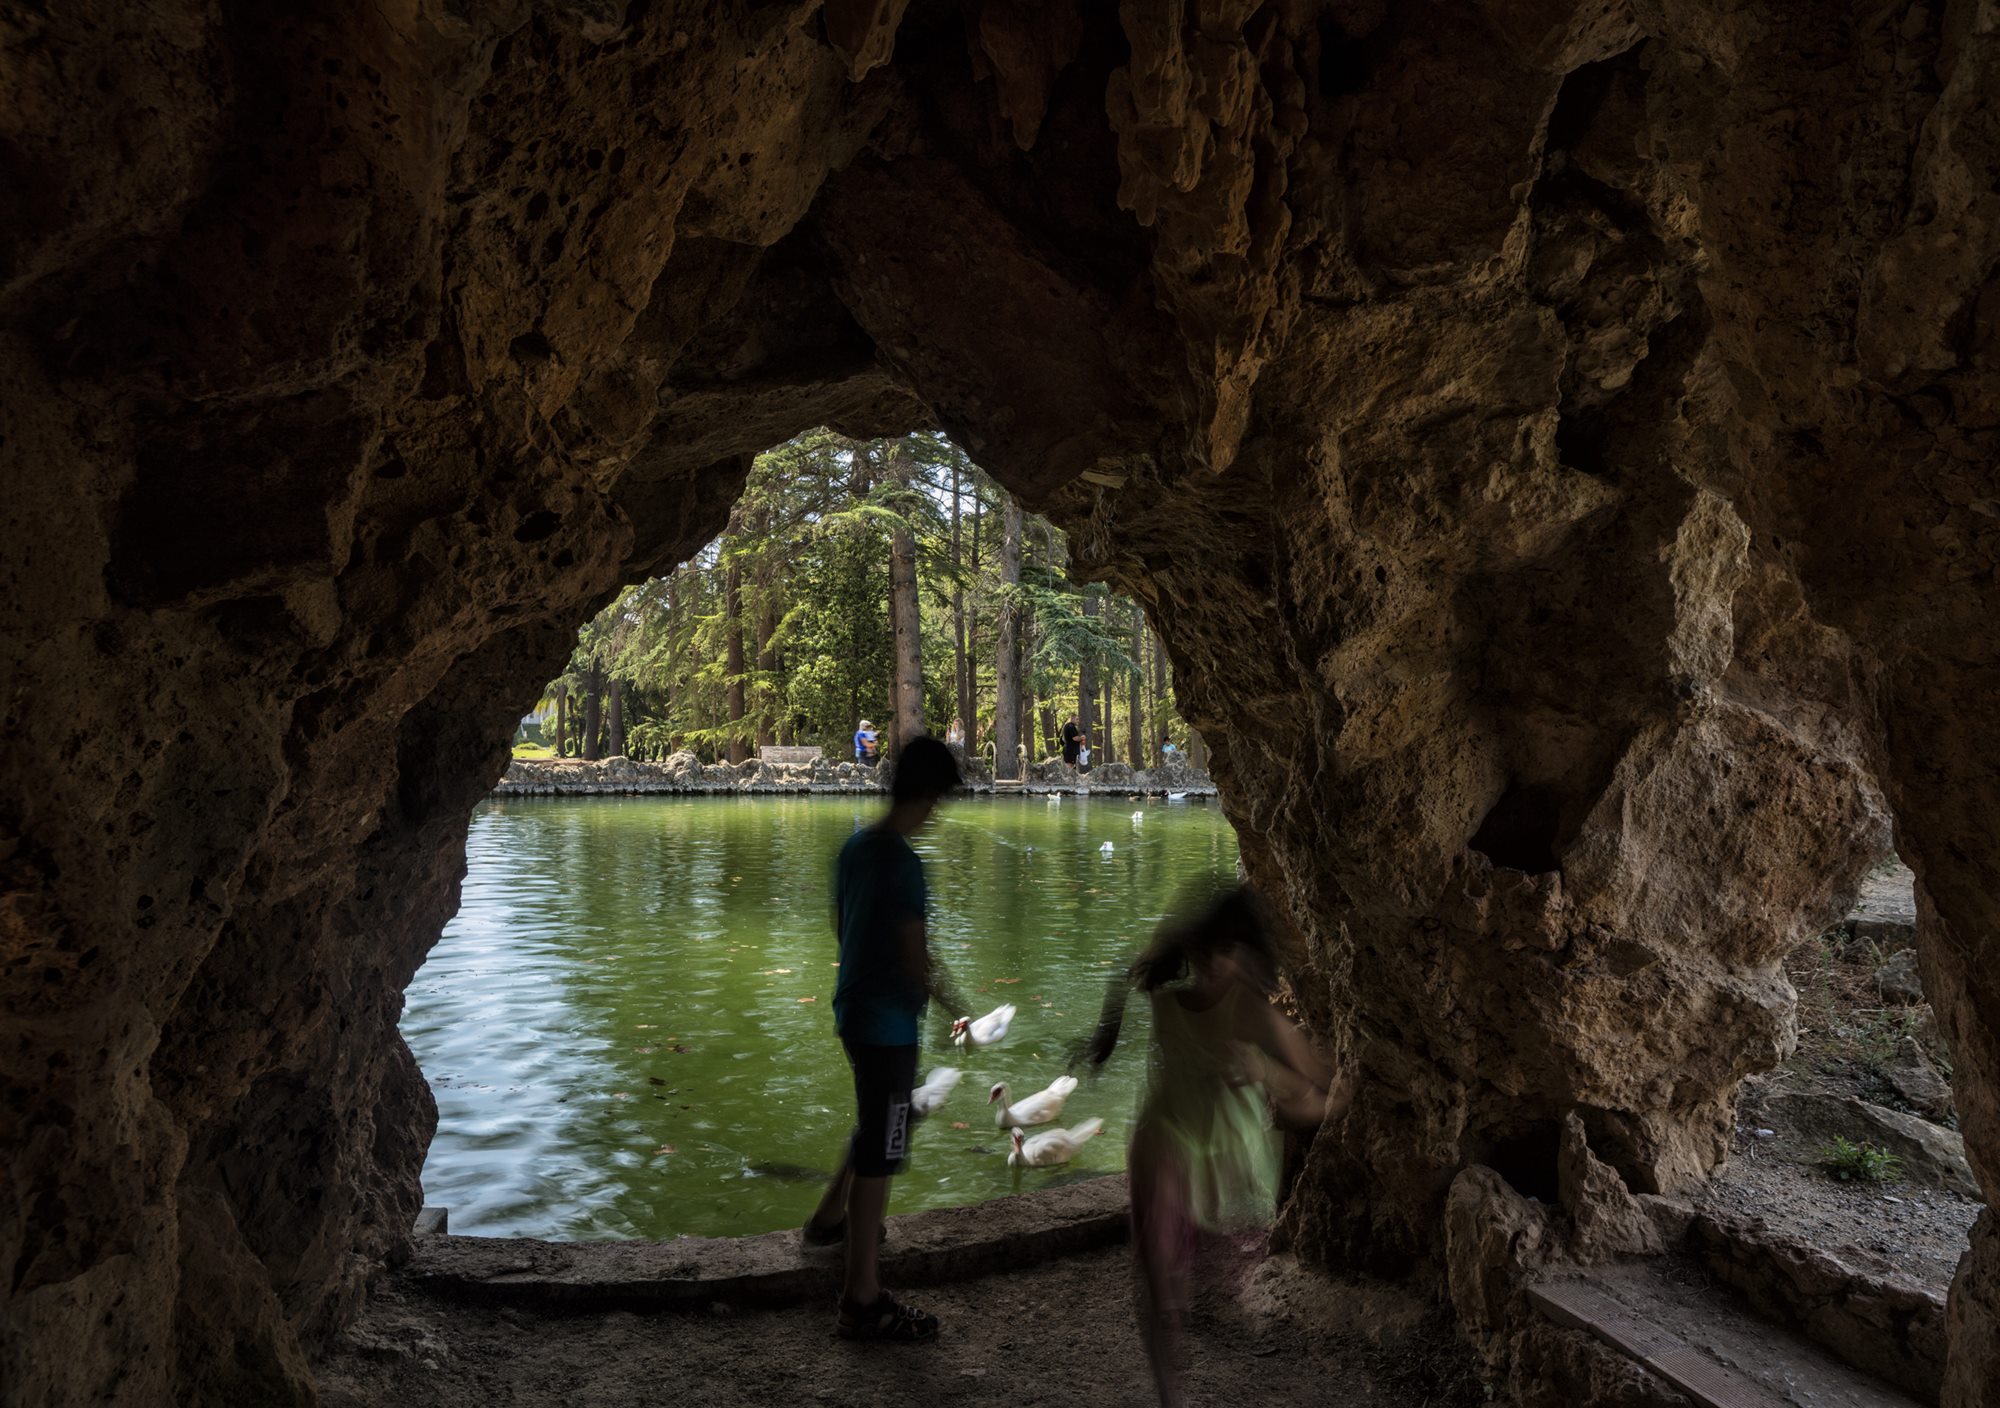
top-left (4, 1), bottom-right (1999, 1404)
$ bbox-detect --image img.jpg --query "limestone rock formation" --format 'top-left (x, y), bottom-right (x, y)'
top-left (4, 2), bottom-right (1998, 1405)
top-left (1879, 948), bottom-right (1928, 1005)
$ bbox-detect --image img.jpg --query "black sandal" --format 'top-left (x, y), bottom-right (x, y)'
top-left (836, 1291), bottom-right (939, 1342)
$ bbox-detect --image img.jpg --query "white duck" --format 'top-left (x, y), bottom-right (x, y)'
top-left (910, 1066), bottom-right (962, 1117)
top-left (1008, 1118), bottom-right (1104, 1168)
top-left (989, 1075), bottom-right (1077, 1128)
top-left (1131, 810), bottom-right (1144, 822)
top-left (1099, 841), bottom-right (1115, 854)
top-left (952, 1003), bottom-right (1017, 1048)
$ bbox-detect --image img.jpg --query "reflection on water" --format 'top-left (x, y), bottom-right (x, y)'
top-left (403, 793), bottom-right (1240, 1239)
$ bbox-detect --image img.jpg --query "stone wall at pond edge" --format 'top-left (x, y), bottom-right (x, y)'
top-left (496, 750), bottom-right (1218, 798)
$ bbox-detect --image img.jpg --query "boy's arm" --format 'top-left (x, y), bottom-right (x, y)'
top-left (896, 916), bottom-right (970, 1025)
top-left (925, 939), bottom-right (972, 1024)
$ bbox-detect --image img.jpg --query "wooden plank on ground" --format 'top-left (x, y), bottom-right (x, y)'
top-left (1529, 1276), bottom-right (1923, 1408)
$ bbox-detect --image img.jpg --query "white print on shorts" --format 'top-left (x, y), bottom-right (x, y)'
top-left (884, 1097), bottom-right (910, 1160)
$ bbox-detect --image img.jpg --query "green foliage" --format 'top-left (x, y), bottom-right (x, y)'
top-left (532, 428), bottom-right (1194, 765)
top-left (1818, 1136), bottom-right (1903, 1183)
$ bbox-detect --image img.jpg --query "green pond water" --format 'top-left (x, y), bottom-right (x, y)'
top-left (404, 792), bottom-right (1241, 1240)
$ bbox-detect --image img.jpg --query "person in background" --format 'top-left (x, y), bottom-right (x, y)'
top-left (1061, 716), bottom-right (1085, 767)
top-left (803, 737), bottom-right (969, 1342)
top-left (945, 716), bottom-right (966, 748)
top-left (1072, 886), bottom-right (1350, 1408)
top-left (854, 718), bottom-right (880, 767)
top-left (1159, 733), bottom-right (1181, 765)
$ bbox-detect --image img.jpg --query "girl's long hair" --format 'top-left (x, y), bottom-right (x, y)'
top-left (1072, 884), bottom-right (1281, 1068)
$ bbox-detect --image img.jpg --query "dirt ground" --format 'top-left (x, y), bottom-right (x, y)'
top-left (1688, 859), bottom-right (1982, 1293)
top-left (1695, 1125), bottom-right (1979, 1290)
top-left (318, 1243), bottom-right (1487, 1408)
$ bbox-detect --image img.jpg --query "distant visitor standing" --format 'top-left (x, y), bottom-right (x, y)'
top-left (945, 716), bottom-right (966, 748)
top-left (1061, 716), bottom-right (1085, 767)
top-left (854, 718), bottom-right (880, 767)
top-left (1159, 733), bottom-right (1180, 765)
top-left (803, 737), bottom-right (968, 1342)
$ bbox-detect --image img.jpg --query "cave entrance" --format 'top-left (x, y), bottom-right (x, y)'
top-left (402, 427), bottom-right (1236, 1240)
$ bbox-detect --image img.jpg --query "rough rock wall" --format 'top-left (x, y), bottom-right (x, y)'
top-left (2, 2), bottom-right (1996, 1405)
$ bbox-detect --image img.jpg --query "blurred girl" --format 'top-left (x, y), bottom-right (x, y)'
top-left (1074, 886), bottom-right (1350, 1408)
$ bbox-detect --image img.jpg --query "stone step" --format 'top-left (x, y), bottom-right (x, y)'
top-left (1530, 1265), bottom-right (1925, 1408)
top-left (404, 1173), bottom-right (1128, 1312)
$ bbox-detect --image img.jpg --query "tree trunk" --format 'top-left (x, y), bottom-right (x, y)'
top-left (582, 670), bottom-right (603, 761)
top-left (666, 574), bottom-right (682, 754)
top-left (608, 678), bottom-right (625, 758)
top-left (1079, 585), bottom-right (1099, 748)
top-left (1039, 706), bottom-right (1056, 761)
top-left (887, 443), bottom-right (924, 751)
top-left (1103, 669), bottom-right (1115, 766)
top-left (951, 458), bottom-right (971, 742)
top-left (1151, 628), bottom-right (1169, 761)
top-left (756, 600), bottom-right (777, 749)
top-left (1020, 622), bottom-right (1036, 769)
top-left (994, 500), bottom-right (1023, 781)
top-left (1128, 605), bottom-right (1143, 768)
top-left (725, 558), bottom-right (747, 764)
top-left (968, 485), bottom-right (982, 738)
top-left (555, 689), bottom-right (568, 759)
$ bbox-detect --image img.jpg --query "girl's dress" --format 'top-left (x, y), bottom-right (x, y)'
top-left (1132, 982), bottom-right (1281, 1231)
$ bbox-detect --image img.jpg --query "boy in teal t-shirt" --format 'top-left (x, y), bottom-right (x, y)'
top-left (803, 736), bottom-right (965, 1342)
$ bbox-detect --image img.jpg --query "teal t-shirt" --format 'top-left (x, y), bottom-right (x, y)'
top-left (831, 827), bottom-right (927, 1045)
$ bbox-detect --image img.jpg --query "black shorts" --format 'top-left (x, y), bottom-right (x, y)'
top-left (843, 1040), bottom-right (918, 1177)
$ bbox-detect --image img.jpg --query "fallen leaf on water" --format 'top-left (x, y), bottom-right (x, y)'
top-left (994, 977), bottom-right (1022, 985)
top-left (950, 1121), bottom-right (970, 1130)
top-left (636, 1024), bottom-right (657, 1029)
top-left (774, 967), bottom-right (793, 974)
top-left (655, 1145), bottom-right (677, 1155)
top-left (611, 1092), bottom-right (631, 1100)
top-left (798, 996), bottom-right (817, 1003)
top-left (634, 1046), bottom-right (657, 1054)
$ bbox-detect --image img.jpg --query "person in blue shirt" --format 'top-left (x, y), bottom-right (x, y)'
top-left (853, 718), bottom-right (880, 766)
top-left (802, 736), bottom-right (967, 1341)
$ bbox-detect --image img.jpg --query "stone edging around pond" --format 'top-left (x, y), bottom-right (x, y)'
top-left (403, 1175), bottom-right (1129, 1312)
top-left (496, 751), bottom-right (1218, 800)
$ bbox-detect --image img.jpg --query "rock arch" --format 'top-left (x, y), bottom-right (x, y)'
top-left (3, 3), bottom-right (1996, 1404)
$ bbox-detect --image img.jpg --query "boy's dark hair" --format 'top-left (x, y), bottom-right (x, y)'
top-left (889, 735), bottom-right (961, 802)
